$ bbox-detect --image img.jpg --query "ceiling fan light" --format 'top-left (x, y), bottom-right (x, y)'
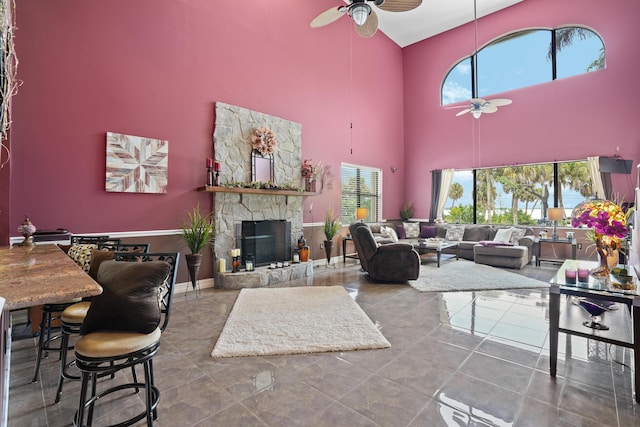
top-left (349, 3), bottom-right (371, 26)
top-left (471, 110), bottom-right (482, 119)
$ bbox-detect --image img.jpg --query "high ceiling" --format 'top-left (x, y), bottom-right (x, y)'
top-left (368, 0), bottom-right (524, 47)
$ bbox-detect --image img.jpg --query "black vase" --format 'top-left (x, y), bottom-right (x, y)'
top-left (185, 253), bottom-right (202, 289)
top-left (324, 240), bottom-right (333, 265)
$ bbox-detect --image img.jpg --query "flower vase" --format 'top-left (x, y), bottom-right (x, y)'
top-left (305, 178), bottom-right (316, 193)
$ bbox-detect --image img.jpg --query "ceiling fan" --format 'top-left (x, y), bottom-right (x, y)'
top-left (310, 0), bottom-right (422, 38)
top-left (452, 98), bottom-right (513, 118)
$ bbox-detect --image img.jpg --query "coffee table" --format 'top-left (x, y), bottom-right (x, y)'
top-left (414, 241), bottom-right (459, 267)
top-left (549, 259), bottom-right (639, 403)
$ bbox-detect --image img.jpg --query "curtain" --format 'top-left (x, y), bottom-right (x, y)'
top-left (429, 170), bottom-right (441, 222)
top-left (435, 169), bottom-right (455, 221)
top-left (587, 156), bottom-right (606, 199)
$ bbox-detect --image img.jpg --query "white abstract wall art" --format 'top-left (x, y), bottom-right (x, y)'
top-left (105, 132), bottom-right (168, 194)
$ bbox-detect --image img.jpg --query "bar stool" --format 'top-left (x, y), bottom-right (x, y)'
top-left (54, 243), bottom-right (151, 403)
top-left (32, 239), bottom-right (118, 383)
top-left (72, 253), bottom-right (178, 426)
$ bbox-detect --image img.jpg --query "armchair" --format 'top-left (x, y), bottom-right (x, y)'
top-left (349, 222), bottom-right (420, 282)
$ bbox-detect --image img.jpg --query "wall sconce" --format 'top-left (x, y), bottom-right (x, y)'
top-left (390, 166), bottom-right (397, 173)
top-left (356, 208), bottom-right (368, 222)
top-left (547, 207), bottom-right (564, 240)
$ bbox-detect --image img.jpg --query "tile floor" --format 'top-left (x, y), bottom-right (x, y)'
top-left (7, 261), bottom-right (639, 426)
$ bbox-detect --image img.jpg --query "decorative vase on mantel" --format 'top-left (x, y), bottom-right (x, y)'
top-left (305, 178), bottom-right (316, 193)
top-left (591, 233), bottom-right (619, 277)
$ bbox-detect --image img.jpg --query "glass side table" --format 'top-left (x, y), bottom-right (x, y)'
top-left (535, 236), bottom-right (577, 266)
top-left (549, 259), bottom-right (640, 403)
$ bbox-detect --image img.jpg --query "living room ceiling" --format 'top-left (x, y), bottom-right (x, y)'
top-left (371, 0), bottom-right (524, 47)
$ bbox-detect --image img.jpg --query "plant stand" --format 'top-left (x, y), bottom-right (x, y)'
top-left (185, 253), bottom-right (202, 297)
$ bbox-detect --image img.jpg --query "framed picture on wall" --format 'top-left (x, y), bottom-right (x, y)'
top-left (105, 132), bottom-right (168, 194)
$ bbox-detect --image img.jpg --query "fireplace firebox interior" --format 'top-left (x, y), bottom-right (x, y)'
top-left (240, 220), bottom-right (291, 267)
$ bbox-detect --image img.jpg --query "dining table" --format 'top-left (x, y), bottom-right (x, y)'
top-left (0, 243), bottom-right (103, 426)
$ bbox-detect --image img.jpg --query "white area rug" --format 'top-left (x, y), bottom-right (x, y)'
top-left (409, 260), bottom-right (548, 292)
top-left (211, 286), bottom-right (390, 358)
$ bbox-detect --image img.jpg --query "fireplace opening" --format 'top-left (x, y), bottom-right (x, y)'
top-left (241, 220), bottom-right (291, 267)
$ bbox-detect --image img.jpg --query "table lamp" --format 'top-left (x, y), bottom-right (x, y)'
top-left (548, 207), bottom-right (564, 240)
top-left (356, 208), bottom-right (368, 222)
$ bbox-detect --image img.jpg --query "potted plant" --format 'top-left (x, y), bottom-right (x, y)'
top-left (181, 204), bottom-right (215, 290)
top-left (323, 208), bottom-right (341, 265)
top-left (400, 202), bottom-right (414, 222)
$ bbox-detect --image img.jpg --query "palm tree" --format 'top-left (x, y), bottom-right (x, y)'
top-left (449, 183), bottom-right (464, 209)
top-left (549, 27), bottom-right (605, 71)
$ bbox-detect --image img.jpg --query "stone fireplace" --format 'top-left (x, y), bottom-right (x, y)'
top-left (211, 102), bottom-right (312, 288)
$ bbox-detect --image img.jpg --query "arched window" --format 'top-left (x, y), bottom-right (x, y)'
top-left (441, 26), bottom-right (604, 106)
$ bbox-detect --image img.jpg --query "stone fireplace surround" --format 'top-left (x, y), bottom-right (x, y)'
top-left (211, 102), bottom-right (312, 288)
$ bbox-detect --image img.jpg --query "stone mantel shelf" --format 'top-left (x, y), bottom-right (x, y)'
top-left (197, 186), bottom-right (317, 203)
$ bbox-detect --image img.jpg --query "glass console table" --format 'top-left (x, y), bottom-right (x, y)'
top-left (535, 236), bottom-right (577, 266)
top-left (549, 260), bottom-right (639, 403)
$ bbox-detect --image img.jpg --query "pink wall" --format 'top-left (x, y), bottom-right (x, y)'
top-left (8, 1), bottom-right (405, 235)
top-left (403, 0), bottom-right (640, 218)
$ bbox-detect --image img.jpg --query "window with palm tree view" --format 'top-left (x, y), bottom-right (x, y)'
top-left (442, 26), bottom-right (604, 105)
top-left (341, 163), bottom-right (381, 223)
top-left (445, 161), bottom-right (593, 226)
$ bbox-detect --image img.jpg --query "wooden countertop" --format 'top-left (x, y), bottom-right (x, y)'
top-left (0, 244), bottom-right (103, 310)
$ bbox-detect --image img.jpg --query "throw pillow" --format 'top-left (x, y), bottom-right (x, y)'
top-left (403, 222), bottom-right (420, 239)
top-left (80, 260), bottom-right (171, 335)
top-left (420, 225), bottom-right (437, 239)
top-left (87, 249), bottom-right (115, 281)
top-left (380, 226), bottom-right (398, 242)
top-left (445, 225), bottom-right (465, 241)
top-left (493, 228), bottom-right (513, 243)
top-left (67, 244), bottom-right (98, 273)
top-left (509, 227), bottom-right (527, 245)
top-left (396, 224), bottom-right (406, 240)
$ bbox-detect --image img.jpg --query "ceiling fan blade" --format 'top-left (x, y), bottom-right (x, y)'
top-left (377, 0), bottom-right (422, 13)
top-left (486, 98), bottom-right (512, 107)
top-left (456, 108), bottom-right (472, 117)
top-left (481, 105), bottom-right (499, 114)
top-left (355, 9), bottom-right (378, 38)
top-left (445, 105), bottom-right (469, 110)
top-left (310, 6), bottom-right (346, 28)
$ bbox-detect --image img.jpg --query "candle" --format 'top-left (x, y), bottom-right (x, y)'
top-left (578, 268), bottom-right (590, 282)
top-left (564, 268), bottom-right (577, 285)
top-left (217, 258), bottom-right (226, 273)
top-left (245, 260), bottom-right (254, 271)
top-left (293, 253), bottom-right (300, 263)
top-left (214, 161), bottom-right (221, 171)
top-left (206, 158), bottom-right (213, 168)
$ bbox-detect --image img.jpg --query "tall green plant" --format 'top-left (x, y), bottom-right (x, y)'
top-left (323, 209), bottom-right (341, 241)
top-left (181, 205), bottom-right (215, 254)
top-left (400, 202), bottom-right (414, 221)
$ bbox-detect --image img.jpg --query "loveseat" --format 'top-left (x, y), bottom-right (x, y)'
top-left (366, 222), bottom-right (535, 269)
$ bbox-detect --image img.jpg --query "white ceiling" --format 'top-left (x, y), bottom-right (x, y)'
top-left (370, 0), bottom-right (524, 47)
